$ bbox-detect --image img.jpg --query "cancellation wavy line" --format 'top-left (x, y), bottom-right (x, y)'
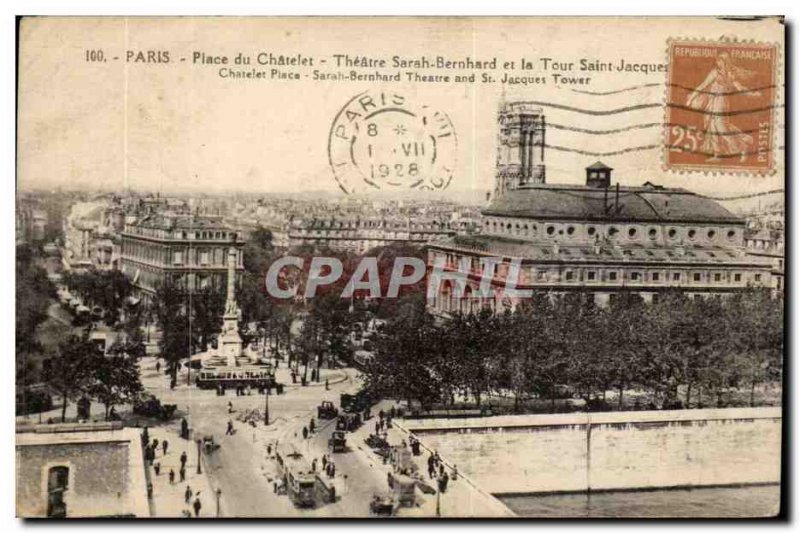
top-left (696, 189), bottom-right (784, 201)
top-left (547, 121), bottom-right (783, 137)
top-left (522, 100), bottom-right (783, 117)
top-left (543, 142), bottom-right (783, 158)
top-left (568, 82), bottom-right (781, 97)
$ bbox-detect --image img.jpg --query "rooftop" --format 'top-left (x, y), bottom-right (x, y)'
top-left (131, 213), bottom-right (231, 231)
top-left (484, 183), bottom-right (743, 224)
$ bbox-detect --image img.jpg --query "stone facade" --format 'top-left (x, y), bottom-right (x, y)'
top-left (119, 213), bottom-right (243, 301)
top-left (16, 425), bottom-right (149, 518)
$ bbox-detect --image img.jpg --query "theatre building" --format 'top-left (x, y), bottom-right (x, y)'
top-left (427, 103), bottom-right (774, 314)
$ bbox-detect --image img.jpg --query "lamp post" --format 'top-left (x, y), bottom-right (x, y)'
top-left (215, 488), bottom-right (222, 517)
top-left (264, 382), bottom-right (270, 426)
top-left (196, 438), bottom-right (203, 474)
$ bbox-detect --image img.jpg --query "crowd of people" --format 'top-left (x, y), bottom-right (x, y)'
top-left (142, 427), bottom-right (205, 517)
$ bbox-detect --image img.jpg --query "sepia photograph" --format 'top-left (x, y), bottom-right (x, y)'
top-left (13, 15), bottom-right (785, 519)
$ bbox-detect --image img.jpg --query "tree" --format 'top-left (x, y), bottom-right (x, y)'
top-left (16, 244), bottom-right (54, 386)
top-left (43, 331), bottom-right (102, 422)
top-left (723, 288), bottom-right (783, 406)
top-left (89, 354), bottom-right (143, 419)
top-left (191, 284), bottom-right (225, 352)
top-left (153, 279), bottom-right (191, 387)
top-left (363, 295), bottom-right (443, 408)
top-left (242, 226), bottom-right (274, 276)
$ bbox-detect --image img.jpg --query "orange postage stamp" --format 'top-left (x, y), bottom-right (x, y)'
top-left (664, 39), bottom-right (778, 174)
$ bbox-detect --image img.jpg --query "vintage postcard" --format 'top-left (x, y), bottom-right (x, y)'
top-left (15, 16), bottom-right (784, 518)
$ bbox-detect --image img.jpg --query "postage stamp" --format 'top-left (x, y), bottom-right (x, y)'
top-left (664, 39), bottom-right (778, 174)
top-left (328, 90), bottom-right (457, 194)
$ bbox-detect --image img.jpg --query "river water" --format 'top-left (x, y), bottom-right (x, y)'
top-left (499, 485), bottom-right (781, 518)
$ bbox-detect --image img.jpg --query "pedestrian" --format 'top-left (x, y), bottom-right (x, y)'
top-left (147, 482), bottom-right (153, 499)
top-left (180, 465), bottom-right (186, 482)
top-left (156, 360), bottom-right (161, 373)
top-left (439, 463), bottom-right (445, 477)
top-left (152, 438), bottom-right (159, 453)
top-left (162, 439), bottom-right (169, 455)
top-left (427, 455), bottom-right (436, 479)
top-left (193, 496), bottom-right (202, 517)
top-left (226, 420), bottom-right (234, 436)
top-left (325, 462), bottom-right (332, 478)
top-left (180, 451), bottom-right (188, 469)
top-left (441, 471), bottom-right (450, 493)
top-left (322, 454), bottom-right (328, 470)
top-left (375, 421), bottom-right (380, 435)
top-left (311, 458), bottom-right (317, 472)
top-left (325, 378), bottom-right (329, 391)
top-left (330, 462), bottom-right (336, 478)
top-left (181, 418), bottom-right (189, 440)
top-left (154, 462), bottom-right (161, 476)
top-left (142, 426), bottom-right (150, 446)
top-left (185, 485), bottom-right (193, 504)
top-left (169, 469), bottom-right (175, 484)
top-left (390, 406), bottom-right (396, 418)
top-left (228, 401), bottom-right (233, 414)
top-left (452, 465), bottom-right (459, 481)
top-left (310, 418), bottom-right (316, 433)
top-left (302, 426), bottom-right (309, 440)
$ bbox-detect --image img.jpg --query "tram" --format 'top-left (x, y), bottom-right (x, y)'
top-left (195, 365), bottom-right (275, 390)
top-left (275, 444), bottom-right (317, 508)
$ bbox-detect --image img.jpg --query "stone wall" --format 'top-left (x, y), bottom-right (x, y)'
top-left (401, 407), bottom-right (782, 495)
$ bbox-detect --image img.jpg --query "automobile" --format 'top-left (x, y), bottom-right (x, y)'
top-left (328, 430), bottom-right (347, 453)
top-left (336, 412), bottom-right (361, 432)
top-left (317, 401), bottom-right (338, 420)
top-left (369, 493), bottom-right (395, 516)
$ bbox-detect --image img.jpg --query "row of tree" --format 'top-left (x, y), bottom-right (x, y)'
top-left (41, 330), bottom-right (143, 421)
top-left (362, 289), bottom-right (783, 412)
top-left (16, 244), bottom-right (56, 387)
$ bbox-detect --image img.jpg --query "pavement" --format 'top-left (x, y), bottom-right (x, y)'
top-left (143, 425), bottom-right (218, 518)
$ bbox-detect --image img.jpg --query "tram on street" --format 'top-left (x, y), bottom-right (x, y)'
top-left (275, 444), bottom-right (317, 508)
top-left (195, 366), bottom-right (275, 390)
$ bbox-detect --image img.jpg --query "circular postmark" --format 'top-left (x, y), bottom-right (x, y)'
top-left (328, 90), bottom-right (457, 194)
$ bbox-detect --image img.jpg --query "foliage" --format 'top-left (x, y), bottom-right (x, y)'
top-left (42, 330), bottom-right (103, 422)
top-left (362, 288), bottom-right (783, 412)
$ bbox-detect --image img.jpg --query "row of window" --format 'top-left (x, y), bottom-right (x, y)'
top-left (126, 226), bottom-right (237, 241)
top-left (484, 218), bottom-right (740, 244)
top-left (434, 262), bottom-right (764, 287)
top-left (122, 241), bottom-right (239, 268)
top-left (555, 269), bottom-right (757, 284)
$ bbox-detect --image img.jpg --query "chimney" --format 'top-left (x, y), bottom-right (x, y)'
top-left (586, 161), bottom-right (612, 189)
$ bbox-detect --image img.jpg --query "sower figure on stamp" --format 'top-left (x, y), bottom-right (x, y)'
top-left (686, 52), bottom-right (762, 162)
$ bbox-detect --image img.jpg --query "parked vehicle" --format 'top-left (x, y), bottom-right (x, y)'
top-left (317, 401), bottom-right (338, 420)
top-left (328, 430), bottom-right (347, 453)
top-left (336, 412), bottom-right (361, 432)
top-left (369, 493), bottom-right (395, 516)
